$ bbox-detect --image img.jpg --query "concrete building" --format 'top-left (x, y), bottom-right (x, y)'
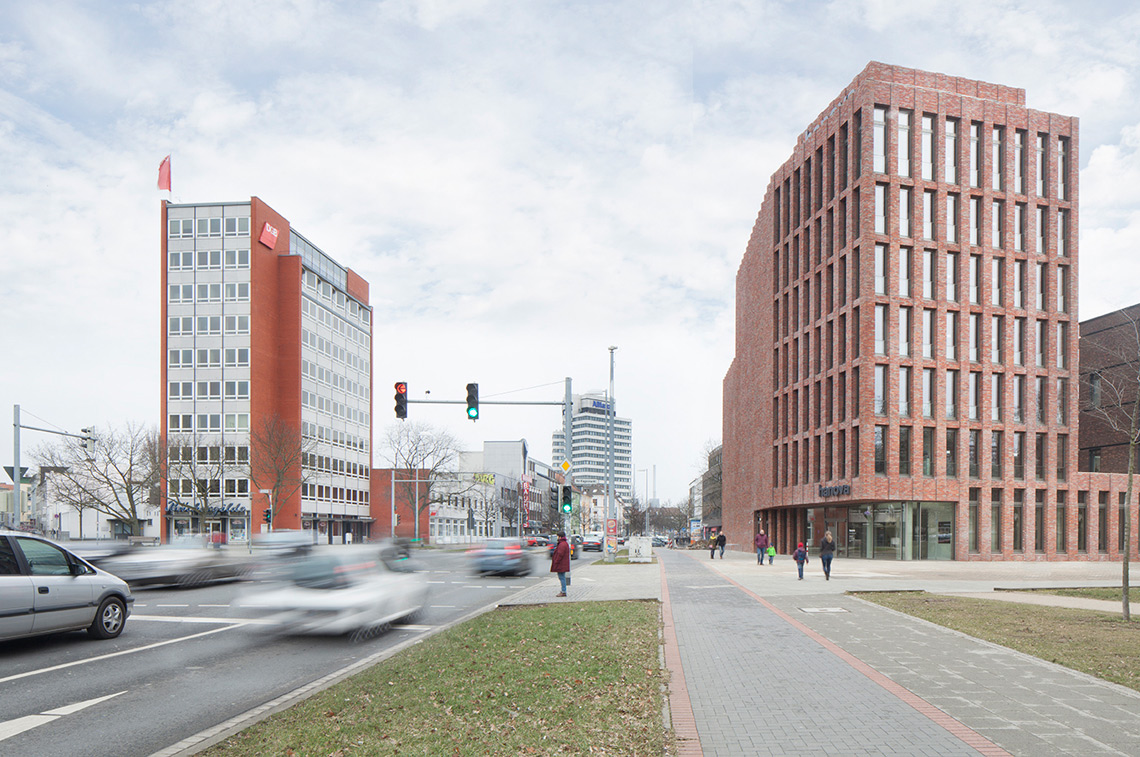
top-left (161, 198), bottom-right (373, 544)
top-left (551, 392), bottom-right (633, 501)
top-left (722, 62), bottom-right (1138, 561)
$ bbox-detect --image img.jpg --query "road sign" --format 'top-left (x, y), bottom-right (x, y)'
top-left (560, 460), bottom-right (571, 473)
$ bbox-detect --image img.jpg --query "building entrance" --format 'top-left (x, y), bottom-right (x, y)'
top-left (827, 502), bottom-right (955, 560)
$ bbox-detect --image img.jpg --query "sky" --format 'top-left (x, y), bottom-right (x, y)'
top-left (3, 0), bottom-right (1140, 506)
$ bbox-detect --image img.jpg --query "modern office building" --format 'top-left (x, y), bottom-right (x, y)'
top-left (723, 62), bottom-right (1136, 561)
top-left (161, 197), bottom-right (373, 543)
top-left (552, 392), bottom-right (633, 501)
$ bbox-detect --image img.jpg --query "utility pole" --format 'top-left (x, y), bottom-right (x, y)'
top-left (607, 346), bottom-right (617, 563)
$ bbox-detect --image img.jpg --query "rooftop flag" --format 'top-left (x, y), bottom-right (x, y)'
top-left (158, 155), bottom-right (171, 191)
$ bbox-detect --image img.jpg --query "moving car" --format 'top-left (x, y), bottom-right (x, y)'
top-left (232, 545), bottom-right (429, 638)
top-left (0, 531), bottom-right (134, 642)
top-left (93, 537), bottom-right (248, 588)
top-left (581, 533), bottom-right (603, 552)
top-left (468, 538), bottom-right (532, 576)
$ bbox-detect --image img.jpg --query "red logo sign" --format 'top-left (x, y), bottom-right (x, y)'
top-left (606, 518), bottom-right (617, 536)
top-left (259, 222), bottom-right (279, 249)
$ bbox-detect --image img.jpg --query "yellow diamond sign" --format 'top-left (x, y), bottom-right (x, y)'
top-left (560, 460), bottom-right (571, 473)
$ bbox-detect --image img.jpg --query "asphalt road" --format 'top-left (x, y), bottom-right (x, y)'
top-left (0, 547), bottom-right (569, 756)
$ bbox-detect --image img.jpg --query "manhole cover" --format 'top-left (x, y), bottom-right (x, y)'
top-left (799, 607), bottom-right (848, 613)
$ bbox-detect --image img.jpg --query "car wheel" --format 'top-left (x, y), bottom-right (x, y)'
top-left (88, 596), bottom-right (127, 639)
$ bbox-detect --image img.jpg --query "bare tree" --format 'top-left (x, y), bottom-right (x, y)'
top-left (624, 498), bottom-right (647, 535)
top-left (35, 422), bottom-right (159, 538)
top-left (383, 421), bottom-right (461, 541)
top-left (162, 432), bottom-right (231, 532)
top-left (1080, 309), bottom-right (1140, 621)
top-left (245, 414), bottom-right (315, 529)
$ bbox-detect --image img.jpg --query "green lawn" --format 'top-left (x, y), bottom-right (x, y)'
top-left (202, 601), bottom-right (669, 757)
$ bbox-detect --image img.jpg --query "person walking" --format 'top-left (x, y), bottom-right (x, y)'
top-left (716, 531), bottom-right (727, 559)
top-left (754, 530), bottom-right (770, 564)
top-left (550, 531), bottom-right (571, 597)
top-left (766, 543), bottom-right (776, 565)
top-left (818, 530), bottom-right (836, 580)
top-left (709, 530), bottom-right (718, 559)
top-left (792, 541), bottom-right (809, 580)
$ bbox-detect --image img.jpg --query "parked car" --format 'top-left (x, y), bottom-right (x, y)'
top-left (581, 533), bottom-right (603, 552)
top-left (651, 536), bottom-right (668, 548)
top-left (468, 539), bottom-right (532, 576)
top-left (232, 545), bottom-right (429, 638)
top-left (0, 531), bottom-right (134, 642)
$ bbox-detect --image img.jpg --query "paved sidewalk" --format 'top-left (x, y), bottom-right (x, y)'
top-left (504, 549), bottom-right (1140, 756)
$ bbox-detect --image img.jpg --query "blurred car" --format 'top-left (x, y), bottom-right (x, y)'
top-left (251, 529), bottom-right (318, 555)
top-left (468, 539), bottom-right (531, 576)
top-left (570, 534), bottom-right (583, 560)
top-left (94, 538), bottom-right (248, 588)
top-left (582, 533), bottom-right (603, 552)
top-left (232, 546), bottom-right (430, 638)
top-left (651, 536), bottom-right (667, 548)
top-left (0, 532), bottom-right (134, 641)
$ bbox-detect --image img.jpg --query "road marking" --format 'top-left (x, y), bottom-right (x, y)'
top-left (0, 625), bottom-right (242, 685)
top-left (0, 691), bottom-right (125, 742)
top-left (130, 614), bottom-right (272, 625)
top-left (199, 604), bottom-right (230, 608)
top-left (430, 605), bottom-right (456, 608)
top-left (157, 604), bottom-right (189, 608)
top-left (426, 580), bottom-right (447, 584)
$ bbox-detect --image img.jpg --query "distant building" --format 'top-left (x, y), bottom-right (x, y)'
top-left (551, 392), bottom-right (633, 501)
top-left (161, 198), bottom-right (373, 544)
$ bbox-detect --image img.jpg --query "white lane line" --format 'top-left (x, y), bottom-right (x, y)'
top-left (0, 625), bottom-right (242, 685)
top-left (156, 604), bottom-right (189, 608)
top-left (199, 604), bottom-right (230, 608)
top-left (0, 691), bottom-right (126, 742)
top-left (130, 614), bottom-right (272, 625)
top-left (429, 605), bottom-right (456, 609)
top-left (426, 580), bottom-right (446, 584)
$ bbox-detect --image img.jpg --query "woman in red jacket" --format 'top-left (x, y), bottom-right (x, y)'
top-left (550, 532), bottom-right (571, 597)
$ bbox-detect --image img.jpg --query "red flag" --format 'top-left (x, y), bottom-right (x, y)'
top-left (158, 155), bottom-right (171, 191)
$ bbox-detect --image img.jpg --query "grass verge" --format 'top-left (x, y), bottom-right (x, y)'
top-left (1011, 586), bottom-right (1140, 603)
top-left (856, 591), bottom-right (1140, 692)
top-left (202, 600), bottom-right (669, 757)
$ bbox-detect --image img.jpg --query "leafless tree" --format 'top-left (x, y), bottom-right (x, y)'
top-left (35, 422), bottom-right (159, 537)
top-left (624, 498), bottom-right (647, 535)
top-left (1080, 309), bottom-right (1140, 620)
top-left (162, 432), bottom-right (231, 531)
top-left (245, 414), bottom-right (315, 527)
top-left (383, 421), bottom-right (461, 541)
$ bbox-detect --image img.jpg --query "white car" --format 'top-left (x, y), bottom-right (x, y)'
top-left (233, 545), bottom-right (429, 639)
top-left (0, 531), bottom-right (134, 642)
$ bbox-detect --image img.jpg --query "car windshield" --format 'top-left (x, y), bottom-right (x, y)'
top-left (288, 554), bottom-right (376, 590)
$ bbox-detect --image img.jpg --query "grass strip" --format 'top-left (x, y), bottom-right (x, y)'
top-left (203, 600), bottom-right (669, 756)
top-left (1012, 586), bottom-right (1140, 603)
top-left (856, 591), bottom-right (1140, 692)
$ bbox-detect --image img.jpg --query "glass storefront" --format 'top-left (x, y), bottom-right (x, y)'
top-left (808, 501), bottom-right (955, 560)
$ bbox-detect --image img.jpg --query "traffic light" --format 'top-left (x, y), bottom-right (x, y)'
top-left (80, 428), bottom-right (95, 458)
top-left (561, 485), bottom-right (572, 514)
top-left (394, 381), bottom-right (408, 419)
top-left (465, 383), bottom-right (479, 420)
top-left (263, 508), bottom-right (272, 523)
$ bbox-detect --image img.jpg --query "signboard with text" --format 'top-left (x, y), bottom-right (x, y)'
top-left (605, 518), bottom-right (617, 536)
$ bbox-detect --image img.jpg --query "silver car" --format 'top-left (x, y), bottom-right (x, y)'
top-left (0, 531), bottom-right (134, 641)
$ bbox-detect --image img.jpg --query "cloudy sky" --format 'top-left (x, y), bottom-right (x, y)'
top-left (3, 0), bottom-right (1140, 505)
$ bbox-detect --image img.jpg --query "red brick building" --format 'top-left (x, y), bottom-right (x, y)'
top-left (723, 62), bottom-right (1136, 561)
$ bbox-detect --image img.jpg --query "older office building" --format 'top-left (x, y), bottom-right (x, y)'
top-left (552, 392), bottom-right (633, 501)
top-left (161, 197), bottom-right (373, 543)
top-left (723, 62), bottom-right (1136, 561)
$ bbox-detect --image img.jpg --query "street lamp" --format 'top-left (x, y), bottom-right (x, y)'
top-left (606, 345), bottom-right (617, 563)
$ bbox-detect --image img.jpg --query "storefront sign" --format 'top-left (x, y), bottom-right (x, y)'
top-left (818, 484), bottom-right (851, 498)
top-left (166, 501), bottom-right (249, 514)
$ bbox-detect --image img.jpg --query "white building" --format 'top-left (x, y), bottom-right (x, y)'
top-left (551, 392), bottom-right (633, 500)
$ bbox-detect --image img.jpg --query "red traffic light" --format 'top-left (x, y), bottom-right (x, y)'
top-left (394, 382), bottom-right (408, 419)
top-left (394, 382), bottom-right (407, 394)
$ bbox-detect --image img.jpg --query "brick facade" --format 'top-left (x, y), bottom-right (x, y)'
top-left (724, 61), bottom-right (1138, 561)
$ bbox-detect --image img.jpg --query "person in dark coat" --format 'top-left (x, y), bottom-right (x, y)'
top-left (716, 531), bottom-right (727, 559)
top-left (819, 531), bottom-right (836, 580)
top-left (550, 532), bottom-right (571, 597)
top-left (754, 530), bottom-right (770, 564)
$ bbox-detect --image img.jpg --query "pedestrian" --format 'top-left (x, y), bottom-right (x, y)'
top-left (550, 531), bottom-right (571, 597)
top-left (716, 531), bottom-right (727, 559)
top-left (754, 529), bottom-right (770, 564)
top-left (709, 530), bottom-right (718, 560)
top-left (766, 543), bottom-right (776, 565)
top-left (792, 541), bottom-right (809, 579)
top-left (819, 530), bottom-right (836, 580)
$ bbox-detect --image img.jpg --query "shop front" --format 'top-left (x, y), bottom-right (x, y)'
top-left (804, 501), bottom-right (956, 560)
top-left (166, 502), bottom-right (249, 543)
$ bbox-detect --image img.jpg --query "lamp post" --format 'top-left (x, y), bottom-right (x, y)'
top-left (606, 345), bottom-right (617, 563)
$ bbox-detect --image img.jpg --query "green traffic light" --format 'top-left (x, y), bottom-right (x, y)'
top-left (467, 406), bottom-right (479, 419)
top-left (561, 502), bottom-right (572, 514)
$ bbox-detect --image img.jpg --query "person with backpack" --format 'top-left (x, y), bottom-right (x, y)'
top-left (792, 542), bottom-right (809, 580)
top-left (818, 530), bottom-right (836, 581)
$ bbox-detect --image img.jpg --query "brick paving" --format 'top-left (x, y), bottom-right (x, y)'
top-left (506, 549), bottom-right (1140, 756)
